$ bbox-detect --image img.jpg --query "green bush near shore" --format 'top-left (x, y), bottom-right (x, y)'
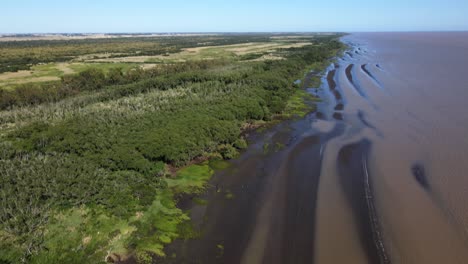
top-left (0, 34), bottom-right (344, 263)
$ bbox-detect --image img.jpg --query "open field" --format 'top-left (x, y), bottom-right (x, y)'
top-left (0, 33), bottom-right (217, 42)
top-left (0, 34), bottom-right (286, 75)
top-left (0, 36), bottom-right (316, 88)
top-left (89, 42), bottom-right (312, 63)
top-left (0, 62), bottom-right (141, 89)
top-left (0, 33), bottom-right (345, 263)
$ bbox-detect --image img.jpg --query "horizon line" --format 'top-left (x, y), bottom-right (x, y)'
top-left (1, 30), bottom-right (468, 35)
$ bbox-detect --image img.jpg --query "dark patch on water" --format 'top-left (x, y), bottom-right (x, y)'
top-left (265, 135), bottom-right (324, 263)
top-left (361, 64), bottom-right (385, 92)
top-left (333, 90), bottom-right (343, 100)
top-left (358, 110), bottom-right (375, 129)
top-left (345, 64), bottom-right (354, 81)
top-left (412, 164), bottom-right (430, 190)
top-left (316, 111), bottom-right (325, 119)
top-left (327, 69), bottom-right (337, 90)
top-left (333, 112), bottom-right (343, 120)
top-left (327, 69), bottom-right (344, 102)
top-left (335, 103), bottom-right (344, 111)
top-left (358, 111), bottom-right (383, 137)
top-left (361, 64), bottom-right (377, 81)
top-left (337, 140), bottom-right (391, 264)
top-left (346, 64), bottom-right (368, 99)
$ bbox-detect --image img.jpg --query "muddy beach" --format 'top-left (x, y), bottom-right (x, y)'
top-left (159, 32), bottom-right (468, 264)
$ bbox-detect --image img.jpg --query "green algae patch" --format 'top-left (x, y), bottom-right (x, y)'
top-left (130, 190), bottom-right (189, 257)
top-left (28, 190), bottom-right (190, 263)
top-left (30, 206), bottom-right (137, 263)
top-left (216, 243), bottom-right (225, 258)
top-left (166, 163), bottom-right (214, 194)
top-left (224, 190), bottom-right (235, 200)
top-left (209, 159), bottom-right (231, 171)
top-left (177, 219), bottom-right (202, 240)
top-left (193, 197), bottom-right (209, 206)
top-left (263, 142), bottom-right (271, 154)
top-left (283, 89), bottom-right (317, 118)
top-left (274, 142), bottom-right (285, 152)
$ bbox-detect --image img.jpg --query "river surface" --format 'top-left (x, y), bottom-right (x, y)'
top-left (160, 32), bottom-right (468, 264)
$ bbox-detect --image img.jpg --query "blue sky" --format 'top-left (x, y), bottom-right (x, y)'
top-left (1, 0), bottom-right (467, 33)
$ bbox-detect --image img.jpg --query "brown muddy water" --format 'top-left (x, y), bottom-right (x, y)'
top-left (160, 33), bottom-right (468, 264)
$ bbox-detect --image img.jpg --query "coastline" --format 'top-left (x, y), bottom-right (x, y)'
top-left (150, 52), bottom-right (347, 264)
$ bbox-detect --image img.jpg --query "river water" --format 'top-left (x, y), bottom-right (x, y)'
top-left (160, 32), bottom-right (468, 264)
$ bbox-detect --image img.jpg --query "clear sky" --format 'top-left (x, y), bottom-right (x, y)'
top-left (1, 0), bottom-right (467, 33)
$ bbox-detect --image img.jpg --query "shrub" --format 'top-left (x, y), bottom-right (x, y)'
top-left (233, 138), bottom-right (248, 149)
top-left (218, 144), bottom-right (239, 160)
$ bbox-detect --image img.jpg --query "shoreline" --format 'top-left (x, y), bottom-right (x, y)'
top-left (147, 55), bottom-right (345, 263)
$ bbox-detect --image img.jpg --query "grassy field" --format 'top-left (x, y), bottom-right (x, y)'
top-left (91, 41), bottom-right (312, 64)
top-left (0, 34), bottom-right (277, 78)
top-left (0, 33), bottom-right (344, 263)
top-left (0, 36), bottom-right (315, 89)
top-left (0, 62), bottom-right (143, 89)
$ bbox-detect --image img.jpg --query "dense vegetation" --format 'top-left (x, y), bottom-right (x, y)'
top-left (0, 34), bottom-right (344, 263)
top-left (0, 61), bottom-right (223, 109)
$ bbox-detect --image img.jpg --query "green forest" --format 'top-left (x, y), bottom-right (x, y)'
top-left (0, 34), bottom-right (344, 263)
